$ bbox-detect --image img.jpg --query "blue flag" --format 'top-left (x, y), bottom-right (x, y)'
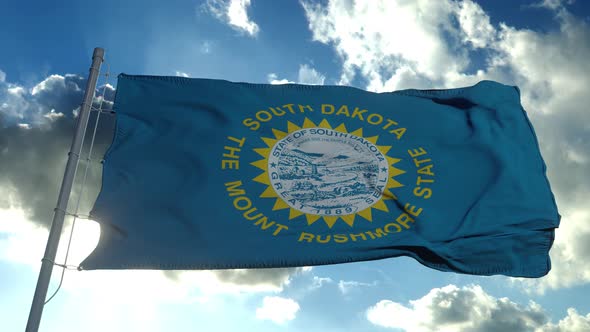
top-left (81, 74), bottom-right (560, 277)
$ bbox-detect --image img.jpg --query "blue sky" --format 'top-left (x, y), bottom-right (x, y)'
top-left (1, 0), bottom-right (590, 331)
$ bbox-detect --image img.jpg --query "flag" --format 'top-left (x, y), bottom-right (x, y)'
top-left (80, 74), bottom-right (560, 277)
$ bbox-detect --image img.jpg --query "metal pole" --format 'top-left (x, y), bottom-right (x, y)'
top-left (25, 47), bottom-right (105, 332)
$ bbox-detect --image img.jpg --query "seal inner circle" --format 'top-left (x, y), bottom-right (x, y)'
top-left (268, 128), bottom-right (389, 216)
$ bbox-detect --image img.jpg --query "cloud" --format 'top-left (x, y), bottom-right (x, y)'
top-left (267, 73), bottom-right (294, 85)
top-left (0, 73), bottom-right (113, 128)
top-left (0, 74), bottom-right (115, 228)
top-left (267, 64), bottom-right (326, 85)
top-left (338, 279), bottom-right (376, 295)
top-left (43, 109), bottom-right (65, 121)
top-left (517, 210), bottom-right (590, 293)
top-left (160, 268), bottom-right (303, 294)
top-left (163, 267), bottom-right (306, 293)
top-left (162, 262), bottom-right (311, 292)
top-left (0, 73), bottom-right (117, 283)
top-left (175, 71), bottom-right (190, 77)
top-left (297, 64), bottom-right (326, 85)
top-left (301, 0), bottom-right (470, 90)
top-left (456, 0), bottom-right (496, 48)
top-left (366, 284), bottom-right (590, 331)
top-left (205, 0), bottom-right (259, 36)
top-left (0, 69), bottom-right (5, 82)
top-left (255, 296), bottom-right (300, 324)
top-left (212, 268), bottom-right (297, 287)
top-left (29, 74), bottom-right (86, 121)
top-left (310, 275), bottom-right (333, 291)
top-left (542, 308), bottom-right (590, 332)
top-left (532, 0), bottom-right (575, 10)
top-left (0, 206), bottom-right (50, 265)
top-left (50, 267), bottom-right (208, 332)
top-left (301, 0), bottom-right (590, 291)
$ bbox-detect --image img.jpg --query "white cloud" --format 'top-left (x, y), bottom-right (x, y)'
top-left (297, 64), bottom-right (325, 85)
top-left (517, 210), bottom-right (590, 294)
top-left (43, 109), bottom-right (65, 121)
top-left (0, 206), bottom-right (48, 265)
top-left (2, 85), bottom-right (29, 121)
top-left (267, 64), bottom-right (326, 85)
top-left (32, 74), bottom-right (65, 95)
top-left (301, 0), bottom-right (469, 91)
top-left (1, 73), bottom-right (87, 127)
top-left (0, 183), bottom-right (100, 269)
top-left (491, 13), bottom-right (590, 114)
top-left (456, 0), bottom-right (496, 48)
top-left (175, 71), bottom-right (190, 77)
top-left (533, 0), bottom-right (575, 10)
top-left (311, 276), bottom-right (333, 290)
top-left (49, 258), bottom-right (206, 332)
top-left (206, 0), bottom-right (259, 36)
top-left (194, 267), bottom-right (305, 293)
top-left (164, 269), bottom-right (295, 294)
top-left (0, 69), bottom-right (5, 82)
top-left (367, 284), bottom-right (590, 331)
top-left (301, 0), bottom-right (590, 292)
top-left (338, 279), bottom-right (376, 295)
top-left (7, 86), bottom-right (25, 96)
top-left (541, 308), bottom-right (590, 332)
top-left (255, 296), bottom-right (300, 324)
top-left (267, 73), bottom-right (294, 85)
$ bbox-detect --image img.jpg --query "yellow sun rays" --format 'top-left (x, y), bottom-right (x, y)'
top-left (251, 118), bottom-right (405, 228)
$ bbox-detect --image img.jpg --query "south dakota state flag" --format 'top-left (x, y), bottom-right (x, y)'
top-left (80, 74), bottom-right (560, 277)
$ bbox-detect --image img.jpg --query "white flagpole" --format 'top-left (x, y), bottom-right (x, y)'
top-left (26, 47), bottom-right (105, 332)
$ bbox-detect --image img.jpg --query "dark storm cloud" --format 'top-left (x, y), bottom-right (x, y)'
top-left (0, 74), bottom-right (115, 227)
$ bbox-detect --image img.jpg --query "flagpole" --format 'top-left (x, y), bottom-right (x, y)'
top-left (25, 47), bottom-right (105, 332)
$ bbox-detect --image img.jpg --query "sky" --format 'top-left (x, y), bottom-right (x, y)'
top-left (1, 0), bottom-right (590, 331)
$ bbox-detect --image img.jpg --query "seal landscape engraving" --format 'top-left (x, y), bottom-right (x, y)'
top-left (268, 128), bottom-right (390, 216)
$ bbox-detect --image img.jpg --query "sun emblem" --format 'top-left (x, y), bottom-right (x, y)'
top-left (251, 118), bottom-right (405, 228)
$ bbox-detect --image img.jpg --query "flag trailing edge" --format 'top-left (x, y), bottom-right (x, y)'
top-left (81, 74), bottom-right (560, 277)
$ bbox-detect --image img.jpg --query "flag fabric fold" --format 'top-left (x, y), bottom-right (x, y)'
top-left (80, 74), bottom-right (560, 277)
